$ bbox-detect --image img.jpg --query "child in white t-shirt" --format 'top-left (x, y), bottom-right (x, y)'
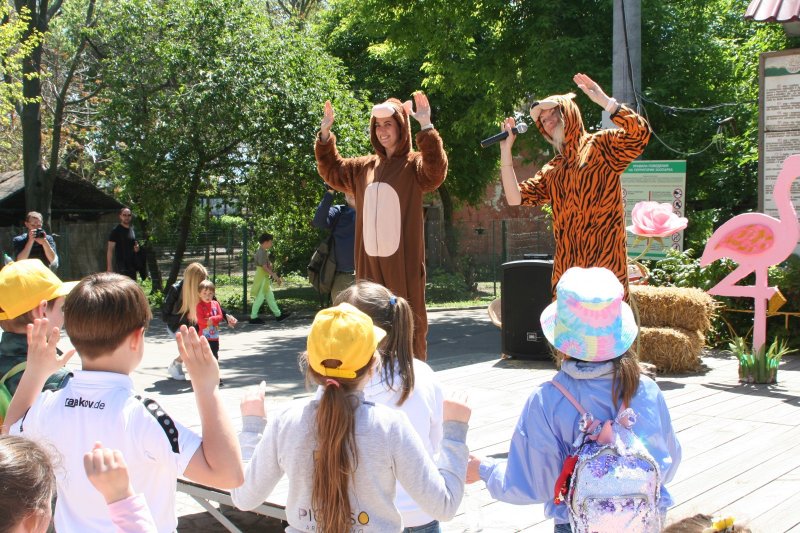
top-left (336, 281), bottom-right (445, 532)
top-left (5, 272), bottom-right (243, 532)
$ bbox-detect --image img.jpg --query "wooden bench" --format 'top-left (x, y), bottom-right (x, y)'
top-left (177, 477), bottom-right (287, 532)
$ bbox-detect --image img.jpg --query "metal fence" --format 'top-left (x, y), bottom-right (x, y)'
top-left (144, 215), bottom-right (556, 297)
top-left (147, 228), bottom-right (249, 284)
top-left (2, 216), bottom-right (556, 305)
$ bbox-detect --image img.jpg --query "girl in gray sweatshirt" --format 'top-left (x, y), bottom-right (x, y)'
top-left (232, 302), bottom-right (470, 532)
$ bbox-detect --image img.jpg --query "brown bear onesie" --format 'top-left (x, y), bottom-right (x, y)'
top-left (315, 99), bottom-right (447, 360)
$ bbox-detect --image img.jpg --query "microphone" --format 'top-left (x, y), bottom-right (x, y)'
top-left (480, 122), bottom-right (528, 148)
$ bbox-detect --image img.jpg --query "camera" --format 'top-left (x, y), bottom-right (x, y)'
top-left (33, 228), bottom-right (45, 238)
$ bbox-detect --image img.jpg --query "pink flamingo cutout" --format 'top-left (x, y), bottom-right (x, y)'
top-left (700, 154), bottom-right (800, 355)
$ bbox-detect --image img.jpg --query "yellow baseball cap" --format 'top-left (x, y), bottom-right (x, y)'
top-left (306, 302), bottom-right (386, 379)
top-left (0, 260), bottom-right (78, 320)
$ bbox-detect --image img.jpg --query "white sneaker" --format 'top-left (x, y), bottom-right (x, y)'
top-left (167, 361), bottom-right (186, 380)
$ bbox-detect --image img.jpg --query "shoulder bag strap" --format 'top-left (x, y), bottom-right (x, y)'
top-left (0, 362), bottom-right (27, 385)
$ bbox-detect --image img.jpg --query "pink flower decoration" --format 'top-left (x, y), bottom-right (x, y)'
top-left (627, 201), bottom-right (688, 238)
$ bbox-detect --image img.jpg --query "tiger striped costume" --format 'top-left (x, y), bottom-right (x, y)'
top-left (520, 93), bottom-right (650, 298)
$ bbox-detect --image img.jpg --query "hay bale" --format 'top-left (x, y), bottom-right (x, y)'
top-left (630, 285), bottom-right (717, 332)
top-left (637, 326), bottom-right (705, 374)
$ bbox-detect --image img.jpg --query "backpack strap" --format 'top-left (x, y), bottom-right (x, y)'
top-left (551, 380), bottom-right (634, 443)
top-left (550, 380), bottom-right (601, 436)
top-left (0, 362), bottom-right (27, 385)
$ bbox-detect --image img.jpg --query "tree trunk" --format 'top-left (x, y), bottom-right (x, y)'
top-left (438, 184), bottom-right (457, 273)
top-left (138, 216), bottom-right (163, 293)
top-left (20, 38), bottom-right (50, 222)
top-left (166, 166), bottom-right (203, 287)
top-left (16, 0), bottom-right (66, 225)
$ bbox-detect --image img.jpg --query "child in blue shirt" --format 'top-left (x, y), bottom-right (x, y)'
top-left (467, 267), bottom-right (682, 532)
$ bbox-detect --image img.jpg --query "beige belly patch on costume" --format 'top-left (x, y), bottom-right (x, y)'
top-left (363, 181), bottom-right (401, 257)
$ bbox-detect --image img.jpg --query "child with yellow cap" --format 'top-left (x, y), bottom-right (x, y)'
top-left (0, 259), bottom-right (76, 425)
top-left (232, 302), bottom-right (471, 533)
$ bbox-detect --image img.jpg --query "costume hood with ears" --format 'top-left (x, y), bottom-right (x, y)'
top-left (370, 98), bottom-right (413, 159)
top-left (530, 92), bottom-right (587, 160)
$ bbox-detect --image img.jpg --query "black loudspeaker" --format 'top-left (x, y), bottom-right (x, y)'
top-left (501, 259), bottom-right (554, 360)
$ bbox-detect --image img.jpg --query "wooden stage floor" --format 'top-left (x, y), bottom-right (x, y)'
top-left (174, 350), bottom-right (800, 532)
top-left (439, 352), bottom-right (800, 532)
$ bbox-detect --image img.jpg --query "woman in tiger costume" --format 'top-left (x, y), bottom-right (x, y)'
top-left (498, 72), bottom-right (650, 299)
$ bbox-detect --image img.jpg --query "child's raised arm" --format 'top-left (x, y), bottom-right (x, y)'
top-left (84, 442), bottom-right (158, 533)
top-left (391, 395), bottom-right (471, 522)
top-left (238, 381), bottom-right (268, 462)
top-left (177, 325), bottom-right (244, 488)
top-left (3, 317), bottom-right (75, 433)
top-left (84, 442), bottom-right (135, 503)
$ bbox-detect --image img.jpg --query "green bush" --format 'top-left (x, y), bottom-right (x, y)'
top-left (426, 269), bottom-right (475, 303)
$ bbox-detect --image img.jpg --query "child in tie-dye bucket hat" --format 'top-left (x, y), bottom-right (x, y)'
top-left (467, 267), bottom-right (682, 533)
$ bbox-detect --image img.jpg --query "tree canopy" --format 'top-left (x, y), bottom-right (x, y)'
top-left (316, 0), bottom-right (799, 250)
top-left (91, 0), bottom-right (369, 285)
top-left (4, 0), bottom-right (798, 279)
top-left (0, 4), bottom-right (39, 131)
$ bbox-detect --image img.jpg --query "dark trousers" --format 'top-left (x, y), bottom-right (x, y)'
top-left (208, 340), bottom-right (219, 360)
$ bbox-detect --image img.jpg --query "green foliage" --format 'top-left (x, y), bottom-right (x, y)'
top-left (645, 248), bottom-right (734, 291)
top-left (0, 4), bottom-right (40, 163)
top-left (641, 0), bottom-right (799, 251)
top-left (215, 216), bottom-right (245, 233)
top-left (316, 0), bottom-right (613, 209)
top-left (0, 5), bottom-right (39, 124)
top-left (316, 0), bottom-right (800, 267)
top-left (768, 255), bottom-right (800, 312)
top-left (426, 269), bottom-right (479, 304)
top-left (138, 278), bottom-right (164, 307)
top-left (91, 0), bottom-right (369, 282)
top-left (728, 336), bottom-right (796, 384)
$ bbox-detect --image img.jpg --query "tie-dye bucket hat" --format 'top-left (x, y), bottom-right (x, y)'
top-left (540, 267), bottom-right (638, 362)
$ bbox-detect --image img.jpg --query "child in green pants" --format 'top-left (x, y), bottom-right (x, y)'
top-left (249, 233), bottom-right (290, 324)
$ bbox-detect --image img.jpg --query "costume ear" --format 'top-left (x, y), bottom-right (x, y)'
top-left (402, 100), bottom-right (414, 116)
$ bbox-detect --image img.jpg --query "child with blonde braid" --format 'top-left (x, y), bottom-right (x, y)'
top-left (232, 303), bottom-right (469, 532)
top-left (336, 281), bottom-right (445, 532)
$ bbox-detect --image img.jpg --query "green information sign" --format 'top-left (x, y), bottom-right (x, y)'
top-left (621, 160), bottom-right (687, 260)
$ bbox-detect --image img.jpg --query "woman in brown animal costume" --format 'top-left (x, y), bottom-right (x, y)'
top-left (315, 93), bottom-right (447, 361)
top-left (498, 73), bottom-right (651, 298)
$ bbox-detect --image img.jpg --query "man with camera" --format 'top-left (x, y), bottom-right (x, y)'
top-left (12, 211), bottom-right (59, 269)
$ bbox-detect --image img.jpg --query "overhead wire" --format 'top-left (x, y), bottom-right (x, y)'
top-left (618, 0), bottom-right (754, 157)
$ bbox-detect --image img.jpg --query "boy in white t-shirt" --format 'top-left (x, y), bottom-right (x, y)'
top-left (4, 272), bottom-right (243, 532)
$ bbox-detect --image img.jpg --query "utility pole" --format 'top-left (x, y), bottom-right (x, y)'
top-left (604, 0), bottom-right (641, 128)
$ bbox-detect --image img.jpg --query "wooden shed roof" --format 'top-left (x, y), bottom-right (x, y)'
top-left (0, 170), bottom-right (123, 226)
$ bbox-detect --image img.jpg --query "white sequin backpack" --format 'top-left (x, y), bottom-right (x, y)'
top-left (551, 381), bottom-right (662, 533)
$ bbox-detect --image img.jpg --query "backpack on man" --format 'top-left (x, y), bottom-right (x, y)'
top-left (551, 380), bottom-right (662, 533)
top-left (308, 234), bottom-right (336, 295)
top-left (307, 224), bottom-right (338, 302)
